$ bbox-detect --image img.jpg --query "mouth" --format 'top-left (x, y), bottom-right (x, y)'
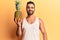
top-left (29, 10), bottom-right (33, 12)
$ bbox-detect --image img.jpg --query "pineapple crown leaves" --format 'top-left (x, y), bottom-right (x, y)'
top-left (15, 0), bottom-right (21, 10)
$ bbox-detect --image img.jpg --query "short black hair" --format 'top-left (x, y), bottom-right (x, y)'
top-left (27, 1), bottom-right (35, 7)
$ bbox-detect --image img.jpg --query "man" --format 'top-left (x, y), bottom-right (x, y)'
top-left (17, 1), bottom-right (47, 40)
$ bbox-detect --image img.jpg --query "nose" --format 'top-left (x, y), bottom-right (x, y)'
top-left (29, 7), bottom-right (32, 11)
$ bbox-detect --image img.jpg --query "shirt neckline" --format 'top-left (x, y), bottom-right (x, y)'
top-left (25, 17), bottom-right (37, 25)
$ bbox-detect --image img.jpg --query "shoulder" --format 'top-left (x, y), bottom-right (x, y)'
top-left (38, 18), bottom-right (44, 25)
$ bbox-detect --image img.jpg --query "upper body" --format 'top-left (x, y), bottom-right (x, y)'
top-left (17, 1), bottom-right (47, 40)
top-left (22, 16), bottom-right (40, 40)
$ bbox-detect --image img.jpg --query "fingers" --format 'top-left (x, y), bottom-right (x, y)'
top-left (18, 18), bottom-right (21, 22)
top-left (14, 18), bottom-right (18, 24)
top-left (17, 18), bottom-right (22, 26)
top-left (18, 18), bottom-right (22, 24)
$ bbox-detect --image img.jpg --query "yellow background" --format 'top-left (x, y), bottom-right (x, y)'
top-left (0, 0), bottom-right (60, 40)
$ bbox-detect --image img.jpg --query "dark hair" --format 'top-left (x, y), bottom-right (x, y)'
top-left (27, 1), bottom-right (35, 7)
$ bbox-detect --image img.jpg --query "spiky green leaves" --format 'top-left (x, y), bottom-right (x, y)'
top-left (15, 1), bottom-right (20, 10)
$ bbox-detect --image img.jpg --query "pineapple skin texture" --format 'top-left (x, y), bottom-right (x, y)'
top-left (15, 11), bottom-right (22, 19)
top-left (14, 11), bottom-right (22, 24)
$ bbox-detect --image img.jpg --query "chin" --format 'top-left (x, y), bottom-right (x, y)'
top-left (28, 13), bottom-right (33, 15)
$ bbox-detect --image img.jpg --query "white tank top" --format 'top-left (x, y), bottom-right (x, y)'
top-left (22, 17), bottom-right (40, 40)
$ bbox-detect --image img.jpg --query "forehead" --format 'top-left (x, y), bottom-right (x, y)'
top-left (27, 4), bottom-right (35, 7)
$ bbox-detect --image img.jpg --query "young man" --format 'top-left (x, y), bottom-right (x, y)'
top-left (17, 1), bottom-right (47, 40)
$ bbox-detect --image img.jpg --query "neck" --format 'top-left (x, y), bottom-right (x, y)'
top-left (27, 14), bottom-right (35, 19)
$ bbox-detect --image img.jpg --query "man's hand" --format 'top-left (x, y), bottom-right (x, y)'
top-left (17, 18), bottom-right (21, 26)
top-left (18, 19), bottom-right (22, 35)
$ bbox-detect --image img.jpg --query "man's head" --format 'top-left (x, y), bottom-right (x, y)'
top-left (26, 1), bottom-right (35, 16)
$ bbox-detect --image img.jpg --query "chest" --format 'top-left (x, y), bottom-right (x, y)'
top-left (22, 19), bottom-right (39, 31)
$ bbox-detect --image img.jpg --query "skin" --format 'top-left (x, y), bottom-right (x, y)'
top-left (17, 3), bottom-right (48, 40)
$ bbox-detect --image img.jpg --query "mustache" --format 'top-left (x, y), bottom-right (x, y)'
top-left (29, 10), bottom-right (33, 11)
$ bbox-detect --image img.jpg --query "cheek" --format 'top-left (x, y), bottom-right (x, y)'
top-left (27, 8), bottom-right (29, 11)
top-left (32, 9), bottom-right (35, 11)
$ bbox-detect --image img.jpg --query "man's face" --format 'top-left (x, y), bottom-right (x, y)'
top-left (26, 4), bottom-right (35, 15)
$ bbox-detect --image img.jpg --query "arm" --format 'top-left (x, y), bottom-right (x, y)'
top-left (39, 18), bottom-right (48, 40)
top-left (18, 21), bottom-right (22, 36)
top-left (17, 19), bottom-right (23, 37)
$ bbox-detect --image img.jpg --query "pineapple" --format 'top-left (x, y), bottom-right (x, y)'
top-left (14, 0), bottom-right (22, 24)
top-left (14, 0), bottom-right (22, 36)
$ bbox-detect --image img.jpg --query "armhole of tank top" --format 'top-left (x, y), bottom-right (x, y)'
top-left (37, 17), bottom-right (40, 24)
top-left (22, 18), bottom-right (24, 29)
top-left (37, 17), bottom-right (40, 29)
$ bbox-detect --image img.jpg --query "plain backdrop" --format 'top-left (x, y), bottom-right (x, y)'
top-left (0, 0), bottom-right (60, 40)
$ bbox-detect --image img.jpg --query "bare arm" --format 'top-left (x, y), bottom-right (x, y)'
top-left (17, 19), bottom-right (23, 37)
top-left (39, 18), bottom-right (48, 40)
top-left (18, 21), bottom-right (22, 36)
